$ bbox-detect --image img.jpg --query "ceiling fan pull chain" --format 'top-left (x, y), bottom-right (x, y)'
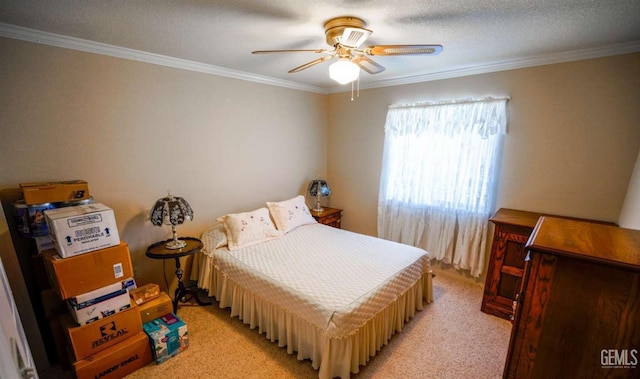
top-left (350, 76), bottom-right (361, 102)
top-left (351, 80), bottom-right (354, 101)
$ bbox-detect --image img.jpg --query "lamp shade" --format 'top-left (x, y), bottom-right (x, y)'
top-left (329, 59), bottom-right (360, 84)
top-left (308, 179), bottom-right (331, 212)
top-left (150, 192), bottom-right (193, 249)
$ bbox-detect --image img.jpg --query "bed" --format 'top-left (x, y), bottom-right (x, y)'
top-left (190, 196), bottom-right (433, 378)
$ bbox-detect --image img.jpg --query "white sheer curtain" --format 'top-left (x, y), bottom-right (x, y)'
top-left (378, 97), bottom-right (508, 277)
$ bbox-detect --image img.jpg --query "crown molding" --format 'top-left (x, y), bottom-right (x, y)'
top-left (345, 40), bottom-right (640, 92)
top-left (0, 23), bottom-right (329, 95)
top-left (1, 22), bottom-right (638, 95)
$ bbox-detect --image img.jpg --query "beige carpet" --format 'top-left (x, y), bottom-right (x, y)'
top-left (39, 268), bottom-right (512, 378)
top-left (121, 268), bottom-right (512, 379)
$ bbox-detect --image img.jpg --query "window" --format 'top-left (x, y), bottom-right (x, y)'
top-left (378, 98), bottom-right (508, 277)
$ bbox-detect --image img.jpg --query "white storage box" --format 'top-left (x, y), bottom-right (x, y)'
top-left (67, 287), bottom-right (132, 325)
top-left (44, 203), bottom-right (120, 258)
top-left (69, 278), bottom-right (136, 305)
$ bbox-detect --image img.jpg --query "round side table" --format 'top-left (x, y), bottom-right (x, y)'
top-left (145, 237), bottom-right (211, 314)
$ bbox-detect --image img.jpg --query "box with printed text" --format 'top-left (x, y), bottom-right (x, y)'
top-left (63, 303), bottom-right (143, 361)
top-left (67, 287), bottom-right (132, 325)
top-left (44, 203), bottom-right (120, 258)
top-left (143, 313), bottom-right (188, 364)
top-left (20, 180), bottom-right (90, 205)
top-left (72, 331), bottom-right (152, 379)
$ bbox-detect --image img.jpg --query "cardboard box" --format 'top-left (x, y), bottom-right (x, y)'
top-left (138, 292), bottom-right (173, 324)
top-left (45, 203), bottom-right (120, 258)
top-left (43, 242), bottom-right (133, 299)
top-left (70, 278), bottom-right (136, 305)
top-left (143, 313), bottom-right (188, 364)
top-left (73, 331), bottom-right (152, 379)
top-left (129, 283), bottom-right (160, 305)
top-left (63, 304), bottom-right (143, 361)
top-left (21, 180), bottom-right (90, 205)
top-left (67, 289), bottom-right (132, 325)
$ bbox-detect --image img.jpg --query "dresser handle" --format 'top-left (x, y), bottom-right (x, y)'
top-left (510, 293), bottom-right (520, 323)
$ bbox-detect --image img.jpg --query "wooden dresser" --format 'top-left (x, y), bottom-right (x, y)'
top-left (482, 208), bottom-right (615, 321)
top-left (503, 217), bottom-right (640, 379)
top-left (482, 208), bottom-right (545, 320)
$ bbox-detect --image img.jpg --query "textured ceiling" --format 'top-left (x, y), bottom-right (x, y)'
top-left (1, 0), bottom-right (639, 92)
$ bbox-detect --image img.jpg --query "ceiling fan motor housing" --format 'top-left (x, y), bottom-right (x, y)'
top-left (324, 16), bottom-right (369, 47)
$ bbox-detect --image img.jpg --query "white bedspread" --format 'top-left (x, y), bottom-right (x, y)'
top-left (209, 223), bottom-right (430, 338)
top-left (193, 222), bottom-right (433, 378)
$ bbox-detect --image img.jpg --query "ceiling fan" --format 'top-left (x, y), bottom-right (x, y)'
top-left (252, 16), bottom-right (443, 84)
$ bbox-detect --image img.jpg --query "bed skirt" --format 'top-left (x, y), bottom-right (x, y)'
top-left (191, 251), bottom-right (433, 378)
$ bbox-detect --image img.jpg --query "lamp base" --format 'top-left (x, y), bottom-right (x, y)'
top-left (165, 238), bottom-right (187, 250)
top-left (312, 207), bottom-right (324, 213)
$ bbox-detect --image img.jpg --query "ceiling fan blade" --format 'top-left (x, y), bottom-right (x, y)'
top-left (352, 56), bottom-right (385, 74)
top-left (288, 55), bottom-right (334, 73)
top-left (364, 44), bottom-right (443, 56)
top-left (252, 49), bottom-right (329, 54)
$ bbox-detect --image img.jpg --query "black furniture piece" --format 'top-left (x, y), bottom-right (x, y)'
top-left (145, 236), bottom-right (211, 314)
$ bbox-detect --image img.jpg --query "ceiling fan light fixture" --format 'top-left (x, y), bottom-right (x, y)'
top-left (329, 58), bottom-right (360, 84)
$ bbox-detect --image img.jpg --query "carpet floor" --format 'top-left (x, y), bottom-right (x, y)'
top-left (122, 267), bottom-right (512, 379)
top-left (39, 267), bottom-right (512, 378)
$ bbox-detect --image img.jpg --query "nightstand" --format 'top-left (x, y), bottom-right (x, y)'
top-left (310, 207), bottom-right (342, 228)
top-left (145, 237), bottom-right (212, 314)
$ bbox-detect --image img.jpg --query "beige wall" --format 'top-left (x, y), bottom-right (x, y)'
top-left (0, 37), bottom-right (328, 288)
top-left (327, 53), bottom-right (640, 280)
top-left (1, 36), bottom-right (639, 287)
top-left (328, 53), bottom-right (640, 236)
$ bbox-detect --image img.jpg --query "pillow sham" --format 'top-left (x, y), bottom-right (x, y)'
top-left (200, 220), bottom-right (228, 252)
top-left (266, 195), bottom-right (317, 233)
top-left (220, 207), bottom-right (282, 250)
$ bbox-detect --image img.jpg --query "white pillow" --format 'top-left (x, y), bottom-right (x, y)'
top-left (201, 220), bottom-right (228, 252)
top-left (266, 195), bottom-right (317, 233)
top-left (220, 207), bottom-right (282, 250)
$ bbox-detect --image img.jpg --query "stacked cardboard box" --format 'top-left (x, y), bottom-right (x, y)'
top-left (137, 292), bottom-right (173, 324)
top-left (41, 201), bottom-right (153, 378)
top-left (133, 289), bottom-right (190, 364)
top-left (143, 313), bottom-right (189, 364)
top-left (16, 180), bottom-right (92, 241)
top-left (44, 202), bottom-right (120, 258)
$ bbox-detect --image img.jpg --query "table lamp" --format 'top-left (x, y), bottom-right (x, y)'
top-left (308, 179), bottom-right (331, 212)
top-left (150, 191), bottom-right (193, 249)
